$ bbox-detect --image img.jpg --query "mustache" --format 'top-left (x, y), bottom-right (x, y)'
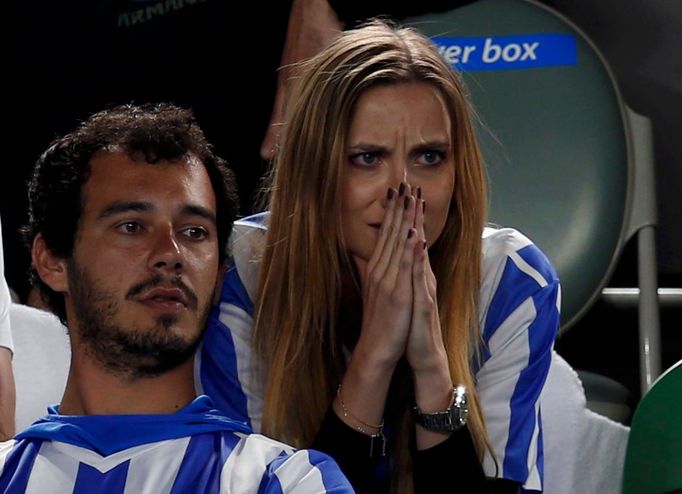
top-left (126, 275), bottom-right (198, 309)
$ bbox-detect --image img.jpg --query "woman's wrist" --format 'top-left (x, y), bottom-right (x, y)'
top-left (412, 350), bottom-right (452, 411)
top-left (352, 332), bottom-right (402, 375)
top-left (335, 348), bottom-right (394, 437)
top-left (413, 364), bottom-right (453, 413)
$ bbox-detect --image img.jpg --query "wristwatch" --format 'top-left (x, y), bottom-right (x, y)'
top-left (412, 385), bottom-right (468, 433)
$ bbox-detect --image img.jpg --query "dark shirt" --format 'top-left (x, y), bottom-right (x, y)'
top-left (313, 408), bottom-right (520, 493)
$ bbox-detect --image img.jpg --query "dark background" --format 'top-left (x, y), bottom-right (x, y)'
top-left (7, 0), bottom-right (681, 403)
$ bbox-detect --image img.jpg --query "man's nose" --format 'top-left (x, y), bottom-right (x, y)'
top-left (148, 227), bottom-right (183, 273)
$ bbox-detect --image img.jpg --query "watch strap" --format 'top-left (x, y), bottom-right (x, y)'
top-left (412, 385), bottom-right (468, 433)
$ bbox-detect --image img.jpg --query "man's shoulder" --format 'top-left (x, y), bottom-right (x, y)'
top-left (228, 434), bottom-right (352, 493)
top-left (0, 428), bottom-right (350, 492)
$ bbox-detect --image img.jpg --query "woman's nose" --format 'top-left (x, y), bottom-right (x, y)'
top-left (386, 160), bottom-right (409, 190)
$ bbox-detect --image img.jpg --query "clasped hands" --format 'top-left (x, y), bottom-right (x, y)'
top-left (356, 183), bottom-right (449, 381)
top-left (337, 184), bottom-right (454, 446)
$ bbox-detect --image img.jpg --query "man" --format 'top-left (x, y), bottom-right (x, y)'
top-left (0, 104), bottom-right (352, 493)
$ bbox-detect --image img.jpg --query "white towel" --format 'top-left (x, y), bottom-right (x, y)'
top-left (9, 304), bottom-right (70, 431)
top-left (541, 351), bottom-right (630, 494)
top-left (0, 217), bottom-right (12, 351)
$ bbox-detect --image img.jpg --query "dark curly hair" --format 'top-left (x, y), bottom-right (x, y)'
top-left (22, 103), bottom-right (239, 322)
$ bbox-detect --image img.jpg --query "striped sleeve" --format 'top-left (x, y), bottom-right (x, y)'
top-left (197, 264), bottom-right (262, 431)
top-left (0, 440), bottom-right (17, 476)
top-left (259, 449), bottom-right (354, 494)
top-left (0, 439), bottom-right (38, 493)
top-left (476, 228), bottom-right (560, 493)
top-left (197, 219), bottom-right (268, 432)
top-left (221, 434), bottom-right (352, 494)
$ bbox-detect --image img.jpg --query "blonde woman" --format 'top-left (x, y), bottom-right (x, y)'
top-left (198, 21), bottom-right (560, 493)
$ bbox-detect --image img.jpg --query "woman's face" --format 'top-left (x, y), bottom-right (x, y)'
top-left (340, 82), bottom-right (456, 267)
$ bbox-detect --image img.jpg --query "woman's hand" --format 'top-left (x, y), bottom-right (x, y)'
top-left (407, 191), bottom-right (455, 449)
top-left (334, 184), bottom-right (421, 433)
top-left (355, 183), bottom-right (420, 371)
top-left (406, 192), bottom-right (447, 374)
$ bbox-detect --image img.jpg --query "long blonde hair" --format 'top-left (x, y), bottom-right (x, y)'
top-left (253, 20), bottom-right (491, 491)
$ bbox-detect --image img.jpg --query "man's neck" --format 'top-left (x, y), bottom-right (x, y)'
top-left (59, 353), bottom-right (197, 416)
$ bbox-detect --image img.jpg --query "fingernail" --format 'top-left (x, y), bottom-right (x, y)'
top-left (404, 195), bottom-right (410, 209)
top-left (416, 186), bottom-right (422, 200)
top-left (408, 228), bottom-right (415, 239)
top-left (398, 182), bottom-right (406, 196)
top-left (387, 188), bottom-right (395, 200)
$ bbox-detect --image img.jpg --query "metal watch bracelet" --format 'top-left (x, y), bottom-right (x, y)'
top-left (412, 385), bottom-right (468, 433)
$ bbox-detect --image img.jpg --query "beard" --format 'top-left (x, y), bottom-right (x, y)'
top-left (67, 259), bottom-right (211, 380)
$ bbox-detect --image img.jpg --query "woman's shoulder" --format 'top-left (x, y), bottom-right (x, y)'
top-left (481, 225), bottom-right (558, 288)
top-left (478, 226), bottom-right (560, 329)
top-left (225, 213), bottom-right (270, 306)
top-left (233, 212), bottom-right (270, 233)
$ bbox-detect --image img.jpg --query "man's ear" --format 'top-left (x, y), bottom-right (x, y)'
top-left (32, 233), bottom-right (69, 294)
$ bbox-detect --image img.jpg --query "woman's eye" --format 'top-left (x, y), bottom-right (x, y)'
top-left (416, 150), bottom-right (444, 166)
top-left (117, 222), bottom-right (141, 234)
top-left (350, 152), bottom-right (379, 167)
top-left (182, 227), bottom-right (208, 240)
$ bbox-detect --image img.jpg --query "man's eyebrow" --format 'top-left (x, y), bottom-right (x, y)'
top-left (181, 205), bottom-right (217, 226)
top-left (98, 201), bottom-right (153, 219)
top-left (97, 201), bottom-right (216, 225)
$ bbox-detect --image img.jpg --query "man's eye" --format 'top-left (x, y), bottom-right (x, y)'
top-left (117, 222), bottom-right (141, 234)
top-left (417, 150), bottom-right (444, 166)
top-left (350, 152), bottom-right (379, 166)
top-left (182, 227), bottom-right (208, 240)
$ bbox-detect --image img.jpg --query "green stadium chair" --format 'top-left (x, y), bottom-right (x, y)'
top-left (622, 359), bottom-right (682, 494)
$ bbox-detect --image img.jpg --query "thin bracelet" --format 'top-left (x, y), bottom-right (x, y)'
top-left (336, 384), bottom-right (384, 433)
top-left (337, 384), bottom-right (387, 457)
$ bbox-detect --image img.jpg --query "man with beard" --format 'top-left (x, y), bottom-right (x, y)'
top-left (0, 104), bottom-right (351, 493)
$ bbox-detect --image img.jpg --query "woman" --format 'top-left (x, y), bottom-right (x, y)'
top-left (199, 20), bottom-right (560, 493)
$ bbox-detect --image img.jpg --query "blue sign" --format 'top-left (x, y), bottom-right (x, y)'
top-left (432, 34), bottom-right (577, 71)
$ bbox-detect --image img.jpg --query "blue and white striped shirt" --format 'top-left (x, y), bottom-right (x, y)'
top-left (0, 396), bottom-right (352, 493)
top-left (198, 213), bottom-right (560, 493)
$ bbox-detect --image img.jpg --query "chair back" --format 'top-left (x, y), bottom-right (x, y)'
top-left (407, 0), bottom-right (631, 331)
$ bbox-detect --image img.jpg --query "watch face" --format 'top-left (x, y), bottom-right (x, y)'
top-left (455, 385), bottom-right (469, 421)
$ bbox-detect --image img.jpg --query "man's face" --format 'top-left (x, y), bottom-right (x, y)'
top-left (65, 151), bottom-right (220, 378)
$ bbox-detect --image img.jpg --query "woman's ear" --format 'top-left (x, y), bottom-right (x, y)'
top-left (32, 233), bottom-right (69, 294)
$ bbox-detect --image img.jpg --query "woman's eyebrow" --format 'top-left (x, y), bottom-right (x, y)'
top-left (347, 143), bottom-right (388, 152)
top-left (411, 139), bottom-right (450, 150)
